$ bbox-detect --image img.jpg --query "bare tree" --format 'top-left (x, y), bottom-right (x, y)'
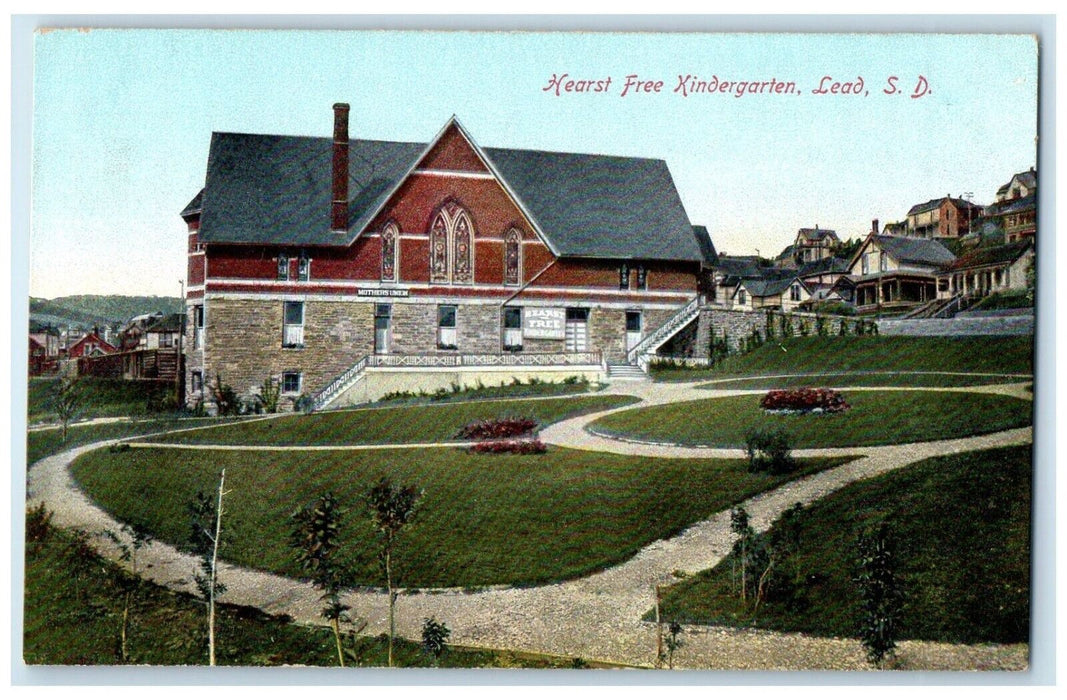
top-left (52, 373), bottom-right (82, 442)
top-left (189, 470), bottom-right (228, 666)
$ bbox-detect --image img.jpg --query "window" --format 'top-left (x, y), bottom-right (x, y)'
top-left (298, 252), bottom-right (310, 281)
top-left (193, 305), bottom-right (205, 349)
top-left (503, 307), bottom-right (522, 351)
top-left (429, 201), bottom-right (474, 284)
top-left (636, 265), bottom-right (648, 290)
top-left (738, 289), bottom-right (747, 305)
top-left (504, 228), bottom-right (522, 286)
top-left (619, 263), bottom-right (630, 290)
top-left (790, 284), bottom-right (802, 302)
top-left (277, 254), bottom-right (290, 281)
top-left (861, 253), bottom-right (870, 275)
top-left (879, 251), bottom-right (888, 272)
top-left (191, 371), bottom-right (203, 393)
top-left (438, 305), bottom-right (458, 349)
top-left (283, 301), bottom-right (304, 348)
top-left (159, 332), bottom-right (175, 349)
top-left (381, 223), bottom-right (398, 282)
top-left (282, 372), bottom-right (302, 394)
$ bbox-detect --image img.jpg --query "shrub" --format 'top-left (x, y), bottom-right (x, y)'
top-left (260, 377), bottom-right (281, 414)
top-left (760, 388), bottom-right (850, 414)
top-left (294, 393), bottom-right (315, 415)
top-left (469, 439), bottom-right (547, 455)
top-left (210, 373), bottom-right (239, 416)
top-left (26, 503), bottom-right (53, 553)
top-left (744, 428), bottom-right (795, 475)
top-left (457, 417), bottom-right (538, 441)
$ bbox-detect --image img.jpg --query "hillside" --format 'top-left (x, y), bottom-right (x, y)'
top-left (29, 295), bottom-right (182, 329)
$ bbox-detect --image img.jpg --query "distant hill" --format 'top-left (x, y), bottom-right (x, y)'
top-left (29, 295), bottom-right (182, 330)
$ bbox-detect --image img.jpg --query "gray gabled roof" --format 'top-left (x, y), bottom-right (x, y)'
top-left (874, 235), bottom-right (956, 266)
top-left (691, 225), bottom-right (718, 265)
top-left (798, 256), bottom-right (849, 278)
top-left (194, 129), bottom-right (702, 262)
top-left (738, 275), bottom-right (804, 298)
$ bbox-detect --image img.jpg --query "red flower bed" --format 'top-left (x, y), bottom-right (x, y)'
top-left (468, 439), bottom-right (547, 455)
top-left (760, 388), bottom-right (850, 414)
top-left (457, 416), bottom-right (538, 440)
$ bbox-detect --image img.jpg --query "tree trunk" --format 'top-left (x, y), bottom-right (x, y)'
top-left (386, 547), bottom-right (394, 668)
top-left (121, 591), bottom-right (130, 662)
top-left (208, 469), bottom-right (226, 667)
top-left (332, 617), bottom-right (345, 667)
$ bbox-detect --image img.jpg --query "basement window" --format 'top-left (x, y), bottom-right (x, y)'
top-left (282, 372), bottom-right (302, 394)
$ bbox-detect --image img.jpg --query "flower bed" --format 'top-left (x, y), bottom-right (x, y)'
top-left (468, 439), bottom-right (547, 455)
top-left (456, 417), bottom-right (538, 440)
top-left (760, 388), bottom-right (850, 414)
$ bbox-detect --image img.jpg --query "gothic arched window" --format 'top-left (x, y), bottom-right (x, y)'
top-left (381, 222), bottom-right (398, 282)
top-left (504, 228), bottom-right (522, 286)
top-left (428, 201), bottom-right (475, 284)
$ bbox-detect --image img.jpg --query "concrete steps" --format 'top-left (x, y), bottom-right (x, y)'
top-left (607, 363), bottom-right (649, 381)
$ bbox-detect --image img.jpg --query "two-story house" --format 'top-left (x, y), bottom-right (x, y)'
top-left (847, 224), bottom-right (956, 311)
top-left (905, 195), bottom-right (984, 239)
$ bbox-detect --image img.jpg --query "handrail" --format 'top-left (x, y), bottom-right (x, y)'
top-left (311, 354), bottom-right (370, 411)
top-left (626, 295), bottom-right (701, 365)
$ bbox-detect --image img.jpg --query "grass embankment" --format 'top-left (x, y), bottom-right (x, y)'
top-left (374, 376), bottom-right (603, 405)
top-left (655, 445), bottom-right (1031, 645)
top-left (649, 336), bottom-right (1034, 383)
top-left (147, 395), bottom-right (637, 447)
top-left (590, 391), bottom-right (1032, 449)
top-left (27, 417), bottom-right (235, 466)
top-left (23, 515), bottom-right (583, 667)
top-left (972, 290), bottom-right (1033, 311)
top-left (28, 377), bottom-right (180, 423)
top-left (71, 446), bottom-right (850, 588)
top-left (698, 373), bottom-right (1029, 391)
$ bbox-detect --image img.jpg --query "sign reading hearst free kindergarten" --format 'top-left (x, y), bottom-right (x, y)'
top-left (523, 307), bottom-right (566, 339)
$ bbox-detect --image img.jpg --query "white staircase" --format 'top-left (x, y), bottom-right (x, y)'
top-left (311, 355), bottom-right (370, 411)
top-left (626, 295), bottom-right (702, 372)
top-left (607, 363), bottom-right (649, 382)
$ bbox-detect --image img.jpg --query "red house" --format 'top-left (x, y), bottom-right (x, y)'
top-left (67, 331), bottom-right (117, 359)
top-left (182, 105), bottom-right (713, 410)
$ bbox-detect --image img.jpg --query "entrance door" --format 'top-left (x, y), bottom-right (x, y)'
top-left (374, 304), bottom-right (391, 354)
top-left (625, 311), bottom-right (643, 352)
top-left (565, 308), bottom-right (588, 352)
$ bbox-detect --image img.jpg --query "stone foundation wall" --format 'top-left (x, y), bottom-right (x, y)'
top-left (686, 307), bottom-right (859, 356)
top-left (334, 366), bottom-right (605, 406)
top-left (203, 298), bottom-right (374, 407)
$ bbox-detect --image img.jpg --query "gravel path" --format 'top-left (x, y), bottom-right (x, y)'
top-left (25, 379), bottom-right (1033, 671)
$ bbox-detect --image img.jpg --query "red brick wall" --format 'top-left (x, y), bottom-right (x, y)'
top-left (415, 124), bottom-right (490, 172)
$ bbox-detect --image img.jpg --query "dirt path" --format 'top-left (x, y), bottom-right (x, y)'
top-left (25, 380), bottom-right (1033, 670)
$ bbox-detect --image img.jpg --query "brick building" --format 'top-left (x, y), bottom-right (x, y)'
top-left (182, 105), bottom-right (712, 409)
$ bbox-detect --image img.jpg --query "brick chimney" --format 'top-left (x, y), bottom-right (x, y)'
top-left (331, 103), bottom-right (350, 232)
top-left (872, 219), bottom-right (879, 235)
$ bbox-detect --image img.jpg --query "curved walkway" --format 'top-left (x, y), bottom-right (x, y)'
top-left (26, 377), bottom-right (1033, 670)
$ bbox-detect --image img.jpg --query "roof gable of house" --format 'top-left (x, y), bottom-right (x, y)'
top-left (195, 120), bottom-right (702, 262)
top-left (940, 240), bottom-right (1033, 272)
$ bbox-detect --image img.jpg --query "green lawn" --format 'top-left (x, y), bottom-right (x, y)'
top-left (147, 395), bottom-right (638, 447)
top-left (655, 445), bottom-right (1032, 645)
top-left (23, 514), bottom-right (585, 667)
top-left (27, 417), bottom-right (238, 466)
top-left (697, 373), bottom-right (1028, 391)
top-left (589, 390), bottom-right (1032, 448)
top-left (650, 336), bottom-right (1034, 382)
top-left (70, 446), bottom-right (850, 588)
top-left (29, 376), bottom-right (181, 423)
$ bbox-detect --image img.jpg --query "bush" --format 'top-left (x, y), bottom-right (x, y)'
top-left (26, 503), bottom-right (53, 553)
top-left (294, 393), bottom-right (315, 415)
top-left (260, 377), bottom-right (281, 414)
top-left (468, 439), bottom-right (547, 455)
top-left (457, 417), bottom-right (538, 441)
top-left (210, 373), bottom-right (239, 416)
top-left (760, 388), bottom-right (850, 414)
top-left (744, 428), bottom-right (795, 475)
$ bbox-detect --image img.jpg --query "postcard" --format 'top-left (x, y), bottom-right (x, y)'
top-left (19, 23), bottom-right (1044, 678)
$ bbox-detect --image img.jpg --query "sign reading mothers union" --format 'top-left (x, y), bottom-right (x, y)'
top-left (524, 307), bottom-right (566, 339)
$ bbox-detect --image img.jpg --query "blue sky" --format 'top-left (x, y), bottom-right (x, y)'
top-left (29, 29), bottom-right (1037, 298)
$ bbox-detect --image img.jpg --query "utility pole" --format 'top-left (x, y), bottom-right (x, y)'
top-left (176, 279), bottom-right (185, 405)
